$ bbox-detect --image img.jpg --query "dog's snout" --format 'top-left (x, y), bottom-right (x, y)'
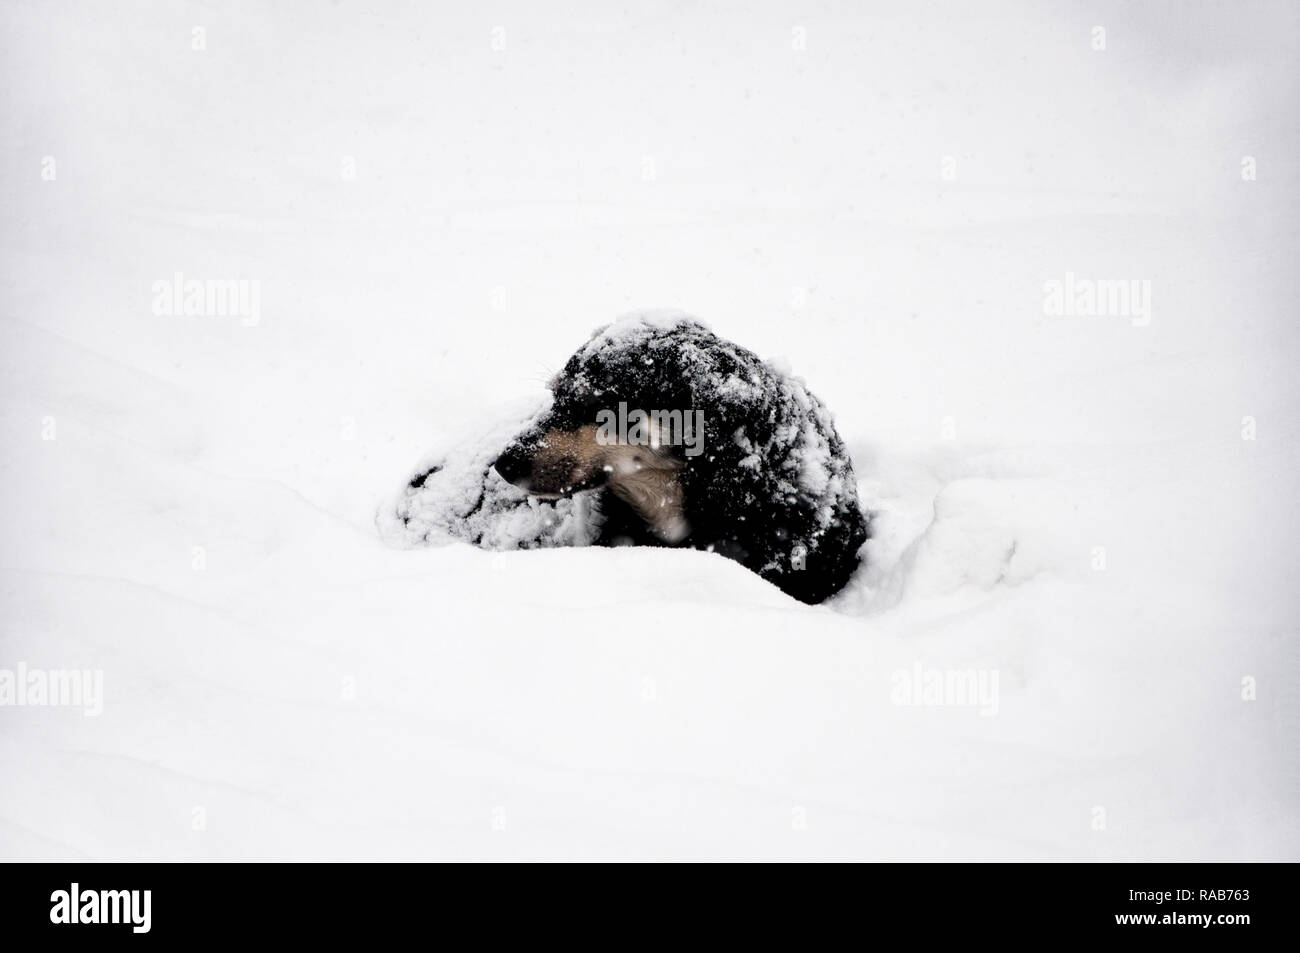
top-left (493, 450), bottom-right (531, 486)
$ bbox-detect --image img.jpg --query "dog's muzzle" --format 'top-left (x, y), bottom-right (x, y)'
top-left (492, 448), bottom-right (531, 487)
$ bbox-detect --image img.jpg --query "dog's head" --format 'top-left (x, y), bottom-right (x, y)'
top-left (493, 314), bottom-right (711, 542)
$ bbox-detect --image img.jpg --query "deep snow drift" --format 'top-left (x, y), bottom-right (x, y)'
top-left (1, 1), bottom-right (1297, 860)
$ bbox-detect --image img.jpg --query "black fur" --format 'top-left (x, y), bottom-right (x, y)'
top-left (496, 315), bottom-right (869, 603)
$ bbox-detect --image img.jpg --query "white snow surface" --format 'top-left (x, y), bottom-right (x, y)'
top-left (2, 1), bottom-right (1298, 860)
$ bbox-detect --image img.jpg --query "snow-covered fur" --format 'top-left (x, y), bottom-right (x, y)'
top-left (381, 311), bottom-right (870, 603)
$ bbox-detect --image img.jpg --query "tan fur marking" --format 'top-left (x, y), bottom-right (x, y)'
top-left (528, 425), bottom-right (690, 542)
top-left (527, 425), bottom-right (606, 495)
top-left (601, 443), bottom-right (689, 543)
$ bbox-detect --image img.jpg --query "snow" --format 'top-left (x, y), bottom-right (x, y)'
top-left (584, 308), bottom-right (697, 349)
top-left (1, 1), bottom-right (1297, 860)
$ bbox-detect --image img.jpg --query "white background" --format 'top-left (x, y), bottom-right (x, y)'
top-left (1, 0), bottom-right (1297, 859)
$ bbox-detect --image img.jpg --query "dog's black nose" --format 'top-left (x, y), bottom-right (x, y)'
top-left (493, 451), bottom-right (530, 486)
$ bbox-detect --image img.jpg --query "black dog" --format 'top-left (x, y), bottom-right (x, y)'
top-left (491, 313), bottom-right (869, 603)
